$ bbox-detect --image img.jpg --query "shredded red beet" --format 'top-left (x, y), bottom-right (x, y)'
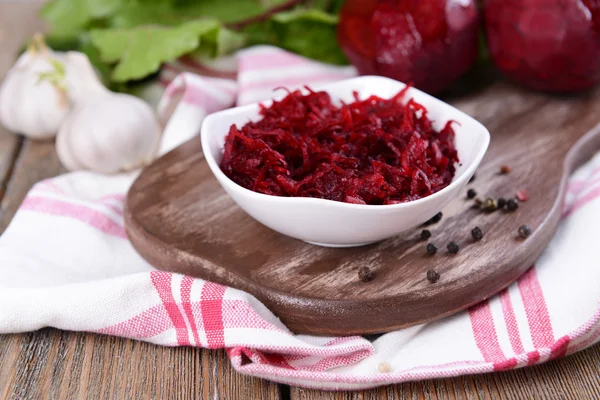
top-left (219, 87), bottom-right (459, 205)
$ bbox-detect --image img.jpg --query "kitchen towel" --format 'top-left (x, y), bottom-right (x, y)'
top-left (0, 46), bottom-right (599, 390)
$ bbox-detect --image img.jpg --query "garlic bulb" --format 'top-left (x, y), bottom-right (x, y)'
top-left (56, 52), bottom-right (161, 174)
top-left (0, 35), bottom-right (69, 139)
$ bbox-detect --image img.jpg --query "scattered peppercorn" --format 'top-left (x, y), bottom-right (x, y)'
top-left (474, 198), bottom-right (483, 208)
top-left (483, 197), bottom-right (498, 212)
top-left (447, 242), bottom-right (460, 254)
top-left (426, 243), bottom-right (438, 255)
top-left (469, 173), bottom-right (476, 183)
top-left (471, 227), bottom-right (484, 241)
top-left (516, 190), bottom-right (529, 202)
top-left (425, 212), bottom-right (443, 225)
top-left (421, 229), bottom-right (432, 240)
top-left (497, 197), bottom-right (507, 209)
top-left (358, 266), bottom-right (375, 282)
top-left (500, 165), bottom-right (512, 174)
top-left (518, 225), bottom-right (532, 239)
top-left (506, 198), bottom-right (519, 212)
top-left (467, 188), bottom-right (477, 199)
top-left (427, 269), bottom-right (440, 283)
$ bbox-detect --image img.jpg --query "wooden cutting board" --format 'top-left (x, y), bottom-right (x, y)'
top-left (125, 79), bottom-right (600, 336)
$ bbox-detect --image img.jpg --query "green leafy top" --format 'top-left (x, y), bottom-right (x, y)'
top-left (41, 0), bottom-right (123, 39)
top-left (42, 0), bottom-right (291, 39)
top-left (40, 0), bottom-right (348, 86)
top-left (244, 8), bottom-right (346, 65)
top-left (90, 20), bottom-right (245, 82)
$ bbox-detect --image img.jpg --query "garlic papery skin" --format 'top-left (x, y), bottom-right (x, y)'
top-left (0, 35), bottom-right (69, 139)
top-left (62, 51), bottom-right (108, 102)
top-left (56, 91), bottom-right (162, 174)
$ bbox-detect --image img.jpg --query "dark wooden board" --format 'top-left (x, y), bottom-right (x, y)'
top-left (125, 82), bottom-right (600, 336)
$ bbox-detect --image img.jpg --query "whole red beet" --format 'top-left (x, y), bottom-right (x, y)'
top-left (337, 0), bottom-right (480, 94)
top-left (484, 0), bottom-right (600, 92)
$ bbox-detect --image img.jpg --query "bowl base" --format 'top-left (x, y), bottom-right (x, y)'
top-left (304, 240), bottom-right (378, 248)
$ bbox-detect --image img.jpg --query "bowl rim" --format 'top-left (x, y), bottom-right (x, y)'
top-left (200, 75), bottom-right (490, 211)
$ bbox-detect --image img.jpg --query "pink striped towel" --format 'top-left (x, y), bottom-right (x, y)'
top-left (0, 46), bottom-right (599, 390)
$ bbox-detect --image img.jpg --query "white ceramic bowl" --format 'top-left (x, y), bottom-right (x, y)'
top-left (201, 76), bottom-right (490, 247)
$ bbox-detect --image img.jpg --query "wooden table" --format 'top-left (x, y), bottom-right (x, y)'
top-left (0, 3), bottom-right (599, 399)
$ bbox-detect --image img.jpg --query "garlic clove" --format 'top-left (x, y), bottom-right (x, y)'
top-left (56, 92), bottom-right (162, 174)
top-left (0, 55), bottom-right (69, 139)
top-left (55, 110), bottom-right (83, 171)
top-left (0, 36), bottom-right (69, 139)
top-left (63, 51), bottom-right (108, 102)
top-left (0, 69), bottom-right (25, 133)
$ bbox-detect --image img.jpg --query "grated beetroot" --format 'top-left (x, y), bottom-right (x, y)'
top-left (219, 87), bottom-right (459, 205)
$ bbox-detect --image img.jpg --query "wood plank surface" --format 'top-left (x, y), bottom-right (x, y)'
top-left (0, 330), bottom-right (598, 399)
top-left (0, 329), bottom-right (281, 400)
top-left (0, 2), bottom-right (598, 400)
top-left (0, 138), bottom-right (64, 230)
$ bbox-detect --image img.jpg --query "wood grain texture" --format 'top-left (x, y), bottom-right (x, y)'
top-left (125, 80), bottom-right (600, 335)
top-left (0, 331), bottom-right (597, 400)
top-left (0, 139), bottom-right (65, 231)
top-left (0, 329), bottom-right (282, 400)
top-left (292, 343), bottom-right (600, 399)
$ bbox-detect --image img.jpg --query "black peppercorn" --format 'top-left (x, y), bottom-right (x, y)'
top-left (424, 212), bottom-right (443, 225)
top-left (497, 197), bottom-right (506, 209)
top-left (518, 225), bottom-right (532, 239)
top-left (421, 229), bottom-right (432, 240)
top-left (427, 269), bottom-right (440, 283)
top-left (467, 188), bottom-right (477, 199)
top-left (358, 266), bottom-right (375, 282)
top-left (471, 227), bottom-right (484, 241)
top-left (426, 243), bottom-right (438, 255)
top-left (506, 198), bottom-right (519, 212)
top-left (447, 242), bottom-right (460, 254)
top-left (469, 173), bottom-right (476, 183)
